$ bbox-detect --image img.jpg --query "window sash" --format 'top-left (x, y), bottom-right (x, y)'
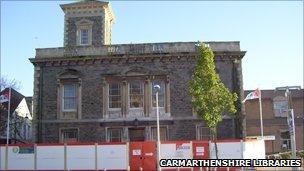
top-left (108, 128), bottom-right (122, 142)
top-left (80, 29), bottom-right (89, 45)
top-left (282, 139), bottom-right (291, 149)
top-left (61, 129), bottom-right (78, 143)
top-left (63, 84), bottom-right (77, 111)
top-left (129, 82), bottom-right (143, 108)
top-left (152, 81), bottom-right (165, 107)
top-left (280, 130), bottom-right (291, 149)
top-left (151, 127), bottom-right (167, 141)
top-left (109, 83), bottom-right (122, 108)
top-left (280, 131), bottom-right (290, 139)
top-left (200, 127), bottom-right (211, 140)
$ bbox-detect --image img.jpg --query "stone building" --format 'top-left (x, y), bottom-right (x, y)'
top-left (29, 0), bottom-right (246, 143)
top-left (245, 89), bottom-right (303, 154)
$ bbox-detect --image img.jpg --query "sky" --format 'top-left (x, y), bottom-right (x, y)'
top-left (1, 1), bottom-right (303, 96)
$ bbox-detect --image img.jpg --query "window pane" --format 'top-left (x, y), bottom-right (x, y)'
top-left (64, 85), bottom-right (76, 97)
top-left (281, 130), bottom-right (291, 150)
top-left (130, 81), bottom-right (143, 108)
top-left (109, 83), bottom-right (121, 108)
top-left (62, 129), bottom-right (78, 143)
top-left (152, 81), bottom-right (165, 107)
top-left (81, 29), bottom-right (89, 44)
top-left (281, 131), bottom-right (290, 139)
top-left (109, 84), bottom-right (120, 95)
top-left (200, 127), bottom-right (211, 140)
top-left (63, 85), bottom-right (77, 110)
top-left (151, 127), bottom-right (167, 141)
top-left (108, 128), bottom-right (122, 142)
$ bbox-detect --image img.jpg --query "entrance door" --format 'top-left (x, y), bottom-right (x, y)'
top-left (129, 128), bottom-right (145, 141)
top-left (130, 141), bottom-right (157, 171)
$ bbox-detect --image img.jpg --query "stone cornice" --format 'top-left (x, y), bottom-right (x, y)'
top-left (29, 51), bottom-right (246, 66)
top-left (60, 1), bottom-right (115, 21)
top-left (60, 1), bottom-right (109, 11)
top-left (30, 42), bottom-right (246, 66)
top-left (34, 42), bottom-right (245, 57)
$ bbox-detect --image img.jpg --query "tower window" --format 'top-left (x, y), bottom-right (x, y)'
top-left (80, 29), bottom-right (89, 45)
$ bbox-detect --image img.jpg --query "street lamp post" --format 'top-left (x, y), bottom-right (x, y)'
top-left (275, 86), bottom-right (300, 160)
top-left (154, 84), bottom-right (161, 171)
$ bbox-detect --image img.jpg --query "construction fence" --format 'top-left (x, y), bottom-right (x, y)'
top-left (0, 139), bottom-right (265, 170)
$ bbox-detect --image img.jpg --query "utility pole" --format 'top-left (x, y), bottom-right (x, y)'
top-left (275, 86), bottom-right (300, 160)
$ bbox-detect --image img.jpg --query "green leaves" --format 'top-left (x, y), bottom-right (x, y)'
top-left (189, 43), bottom-right (238, 130)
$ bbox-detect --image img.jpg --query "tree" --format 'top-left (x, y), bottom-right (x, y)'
top-left (0, 76), bottom-right (21, 91)
top-left (189, 43), bottom-right (238, 158)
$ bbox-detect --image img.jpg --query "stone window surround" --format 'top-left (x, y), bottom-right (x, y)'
top-left (57, 70), bottom-right (82, 120)
top-left (59, 127), bottom-right (79, 143)
top-left (102, 75), bottom-right (170, 119)
top-left (76, 19), bottom-right (93, 46)
top-left (57, 79), bottom-right (82, 120)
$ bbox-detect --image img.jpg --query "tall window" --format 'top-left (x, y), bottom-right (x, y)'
top-left (151, 127), bottom-right (167, 141)
top-left (280, 130), bottom-right (291, 150)
top-left (152, 81), bottom-right (165, 107)
top-left (109, 83), bottom-right (121, 108)
top-left (107, 128), bottom-right (122, 142)
top-left (80, 29), bottom-right (89, 45)
top-left (61, 128), bottom-right (78, 143)
top-left (129, 81), bottom-right (144, 108)
top-left (63, 84), bottom-right (77, 111)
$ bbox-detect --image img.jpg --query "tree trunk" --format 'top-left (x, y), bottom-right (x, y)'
top-left (211, 127), bottom-right (219, 159)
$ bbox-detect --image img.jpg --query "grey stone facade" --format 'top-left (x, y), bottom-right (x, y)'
top-left (65, 16), bottom-right (104, 46)
top-left (61, 0), bottom-right (114, 46)
top-left (29, 1), bottom-right (246, 143)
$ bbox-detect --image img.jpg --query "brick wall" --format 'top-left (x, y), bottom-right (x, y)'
top-left (245, 89), bottom-right (304, 154)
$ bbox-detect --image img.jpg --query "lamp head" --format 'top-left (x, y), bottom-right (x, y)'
top-left (153, 84), bottom-right (161, 91)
